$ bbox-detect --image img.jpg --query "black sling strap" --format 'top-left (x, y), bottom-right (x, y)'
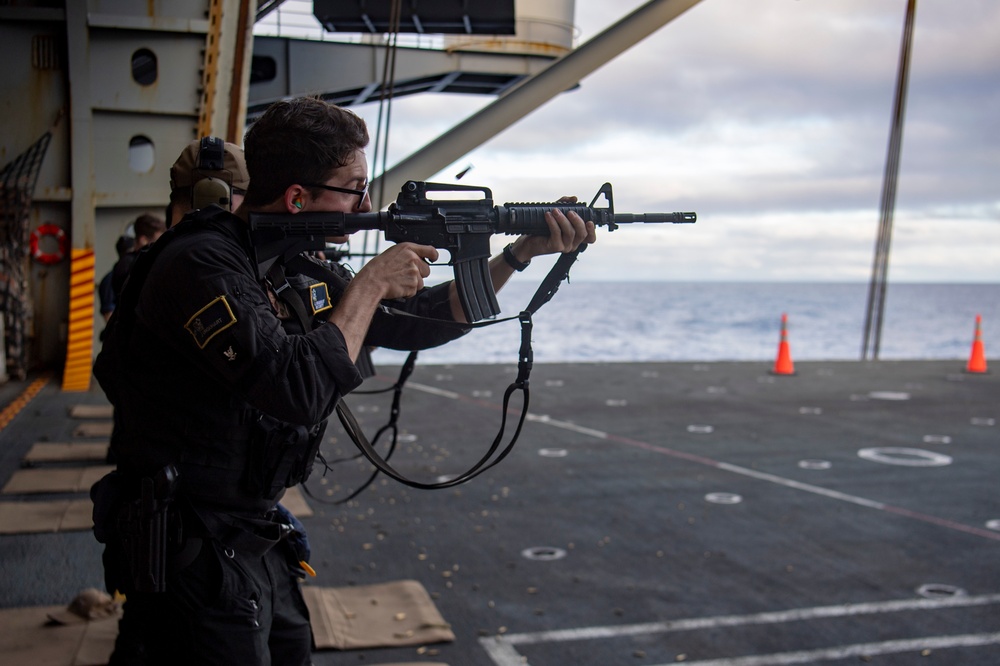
top-left (331, 244), bottom-right (588, 491)
top-left (265, 261), bottom-right (315, 334)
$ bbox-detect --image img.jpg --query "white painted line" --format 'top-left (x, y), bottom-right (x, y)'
top-left (713, 462), bottom-right (888, 511)
top-left (526, 414), bottom-right (608, 439)
top-left (479, 636), bottom-right (525, 666)
top-left (407, 381), bottom-right (461, 400)
top-left (648, 633), bottom-right (1000, 666)
top-left (496, 593), bottom-right (1000, 646)
top-left (869, 391), bottom-right (911, 400)
top-left (481, 594), bottom-right (1000, 666)
top-left (407, 375), bottom-right (997, 541)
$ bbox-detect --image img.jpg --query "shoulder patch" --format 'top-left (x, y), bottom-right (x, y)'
top-left (309, 282), bottom-right (333, 315)
top-left (185, 295), bottom-right (237, 349)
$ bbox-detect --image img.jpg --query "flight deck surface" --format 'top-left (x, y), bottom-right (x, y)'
top-left (0, 360), bottom-right (997, 665)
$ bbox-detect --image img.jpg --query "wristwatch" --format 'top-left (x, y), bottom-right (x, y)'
top-left (502, 243), bottom-right (530, 271)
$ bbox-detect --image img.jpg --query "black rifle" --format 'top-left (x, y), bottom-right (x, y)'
top-left (249, 181), bottom-right (696, 322)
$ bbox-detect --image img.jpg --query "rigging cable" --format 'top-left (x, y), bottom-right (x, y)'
top-left (309, 0), bottom-right (405, 503)
top-left (361, 0), bottom-right (402, 266)
top-left (861, 0), bottom-right (916, 360)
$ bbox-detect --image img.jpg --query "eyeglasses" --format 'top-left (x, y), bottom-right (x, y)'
top-left (303, 181), bottom-right (369, 207)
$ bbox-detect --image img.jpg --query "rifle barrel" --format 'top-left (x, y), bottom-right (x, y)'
top-left (613, 212), bottom-right (696, 224)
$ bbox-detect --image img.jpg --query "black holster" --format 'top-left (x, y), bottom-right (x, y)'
top-left (116, 465), bottom-right (181, 594)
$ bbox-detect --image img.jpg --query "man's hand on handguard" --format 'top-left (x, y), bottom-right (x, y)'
top-left (510, 197), bottom-right (597, 265)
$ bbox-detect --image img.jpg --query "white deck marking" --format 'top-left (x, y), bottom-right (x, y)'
top-left (480, 594), bottom-right (1000, 666)
top-left (648, 633), bottom-right (1000, 666)
top-left (499, 593), bottom-right (1000, 645)
top-left (403, 379), bottom-right (1000, 665)
top-left (407, 380), bottom-right (1000, 541)
top-left (407, 381), bottom-right (461, 400)
top-left (525, 413), bottom-right (609, 439)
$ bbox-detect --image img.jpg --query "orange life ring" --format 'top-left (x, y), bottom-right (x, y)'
top-left (29, 223), bottom-right (67, 265)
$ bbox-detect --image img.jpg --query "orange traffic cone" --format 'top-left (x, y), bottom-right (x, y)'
top-left (771, 313), bottom-right (795, 375)
top-left (965, 314), bottom-right (988, 374)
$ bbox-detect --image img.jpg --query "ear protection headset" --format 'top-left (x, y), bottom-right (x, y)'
top-left (192, 136), bottom-right (233, 211)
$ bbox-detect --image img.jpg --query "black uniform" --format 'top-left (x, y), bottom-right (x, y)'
top-left (93, 206), bottom-right (467, 665)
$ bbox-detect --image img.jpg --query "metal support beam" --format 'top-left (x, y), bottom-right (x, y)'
top-left (371, 0), bottom-right (703, 207)
top-left (247, 37), bottom-right (559, 116)
top-left (61, 1), bottom-right (96, 391)
top-left (199, 0), bottom-right (257, 142)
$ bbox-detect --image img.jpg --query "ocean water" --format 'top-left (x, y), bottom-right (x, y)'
top-left (370, 282), bottom-right (999, 366)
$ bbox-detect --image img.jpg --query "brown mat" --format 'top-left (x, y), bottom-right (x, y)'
top-left (0, 499), bottom-right (93, 534)
top-left (0, 592), bottom-right (448, 664)
top-left (281, 485), bottom-right (313, 518)
top-left (72, 422), bottom-right (113, 438)
top-left (0, 606), bottom-right (116, 666)
top-left (303, 580), bottom-right (454, 651)
top-left (24, 443), bottom-right (109, 463)
top-left (2, 466), bottom-right (115, 495)
top-left (68, 405), bottom-right (114, 419)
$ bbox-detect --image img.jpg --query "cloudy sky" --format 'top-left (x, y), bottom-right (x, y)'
top-left (257, 0), bottom-right (1000, 283)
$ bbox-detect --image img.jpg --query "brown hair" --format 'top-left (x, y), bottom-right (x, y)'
top-left (133, 213), bottom-right (165, 241)
top-left (242, 97), bottom-right (369, 207)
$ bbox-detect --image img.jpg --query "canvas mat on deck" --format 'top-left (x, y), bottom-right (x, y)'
top-left (72, 422), bottom-right (113, 438)
top-left (24, 443), bottom-right (109, 463)
top-left (303, 579), bottom-right (455, 651)
top-left (1, 466), bottom-right (115, 495)
top-left (0, 591), bottom-right (449, 665)
top-left (0, 498), bottom-right (92, 534)
top-left (68, 404), bottom-right (114, 419)
top-left (0, 606), bottom-right (116, 666)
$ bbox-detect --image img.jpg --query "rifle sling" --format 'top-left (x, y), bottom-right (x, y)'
top-left (330, 244), bottom-right (587, 491)
top-left (265, 262), bottom-right (314, 334)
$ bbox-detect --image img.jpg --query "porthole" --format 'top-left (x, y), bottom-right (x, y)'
top-left (250, 55), bottom-right (277, 84)
top-left (131, 48), bottom-right (157, 86)
top-left (128, 136), bottom-right (155, 174)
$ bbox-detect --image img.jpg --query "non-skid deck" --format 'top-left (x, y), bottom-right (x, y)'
top-left (0, 360), bottom-right (996, 665)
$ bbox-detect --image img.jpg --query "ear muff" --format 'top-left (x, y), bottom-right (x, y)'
top-left (193, 176), bottom-right (232, 210)
top-left (194, 136), bottom-right (232, 210)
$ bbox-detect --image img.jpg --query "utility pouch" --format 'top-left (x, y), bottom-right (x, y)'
top-left (90, 471), bottom-right (124, 544)
top-left (118, 465), bottom-right (180, 594)
top-left (247, 416), bottom-right (327, 500)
